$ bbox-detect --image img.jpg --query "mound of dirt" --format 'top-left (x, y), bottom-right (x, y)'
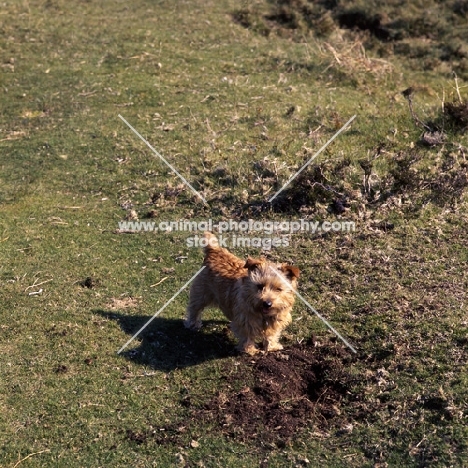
top-left (196, 339), bottom-right (357, 444)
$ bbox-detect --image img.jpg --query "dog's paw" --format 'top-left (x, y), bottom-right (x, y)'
top-left (238, 344), bottom-right (260, 356)
top-left (265, 342), bottom-right (283, 352)
top-left (184, 319), bottom-right (202, 330)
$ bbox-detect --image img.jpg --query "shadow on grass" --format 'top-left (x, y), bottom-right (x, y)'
top-left (96, 310), bottom-right (236, 372)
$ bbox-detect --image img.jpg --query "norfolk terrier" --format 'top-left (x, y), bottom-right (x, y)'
top-left (184, 232), bottom-right (300, 355)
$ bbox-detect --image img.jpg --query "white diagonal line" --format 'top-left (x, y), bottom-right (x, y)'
top-left (117, 266), bottom-right (206, 354)
top-left (271, 268), bottom-right (357, 353)
top-left (118, 114), bottom-right (208, 205)
top-left (268, 114), bottom-right (356, 203)
top-left (293, 289), bottom-right (357, 354)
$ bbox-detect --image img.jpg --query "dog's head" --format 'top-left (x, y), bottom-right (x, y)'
top-left (244, 257), bottom-right (300, 317)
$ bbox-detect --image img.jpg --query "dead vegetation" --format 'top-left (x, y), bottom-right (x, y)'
top-left (266, 143), bottom-right (467, 218)
top-left (124, 128), bottom-right (467, 222)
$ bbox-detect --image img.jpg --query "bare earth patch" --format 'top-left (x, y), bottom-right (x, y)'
top-left (195, 339), bottom-right (357, 445)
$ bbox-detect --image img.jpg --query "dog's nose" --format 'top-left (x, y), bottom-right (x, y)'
top-left (263, 300), bottom-right (272, 309)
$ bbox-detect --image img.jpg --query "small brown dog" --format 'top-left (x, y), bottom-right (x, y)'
top-left (184, 232), bottom-right (300, 355)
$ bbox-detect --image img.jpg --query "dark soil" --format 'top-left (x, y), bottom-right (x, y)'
top-left (445, 101), bottom-right (468, 131)
top-left (194, 339), bottom-right (357, 445)
top-left (335, 10), bottom-right (391, 41)
top-left (80, 276), bottom-right (99, 289)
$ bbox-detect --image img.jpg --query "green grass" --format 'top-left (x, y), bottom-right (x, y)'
top-left (1, 0), bottom-right (468, 466)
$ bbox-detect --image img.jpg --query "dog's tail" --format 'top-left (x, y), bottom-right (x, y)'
top-left (202, 231), bottom-right (219, 252)
top-left (202, 231), bottom-right (246, 277)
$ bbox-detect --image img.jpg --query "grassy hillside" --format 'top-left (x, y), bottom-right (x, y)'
top-left (1, 0), bottom-right (467, 466)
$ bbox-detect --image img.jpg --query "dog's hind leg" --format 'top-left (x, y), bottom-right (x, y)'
top-left (184, 279), bottom-right (213, 330)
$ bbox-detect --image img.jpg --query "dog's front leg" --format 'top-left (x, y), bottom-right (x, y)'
top-left (231, 321), bottom-right (259, 355)
top-left (237, 339), bottom-right (259, 355)
top-left (263, 327), bottom-right (284, 352)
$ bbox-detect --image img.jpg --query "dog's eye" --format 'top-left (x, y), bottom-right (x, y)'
top-left (257, 284), bottom-right (264, 291)
top-left (274, 287), bottom-right (283, 292)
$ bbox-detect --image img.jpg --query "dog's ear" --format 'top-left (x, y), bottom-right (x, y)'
top-left (244, 257), bottom-right (263, 271)
top-left (279, 264), bottom-right (300, 281)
